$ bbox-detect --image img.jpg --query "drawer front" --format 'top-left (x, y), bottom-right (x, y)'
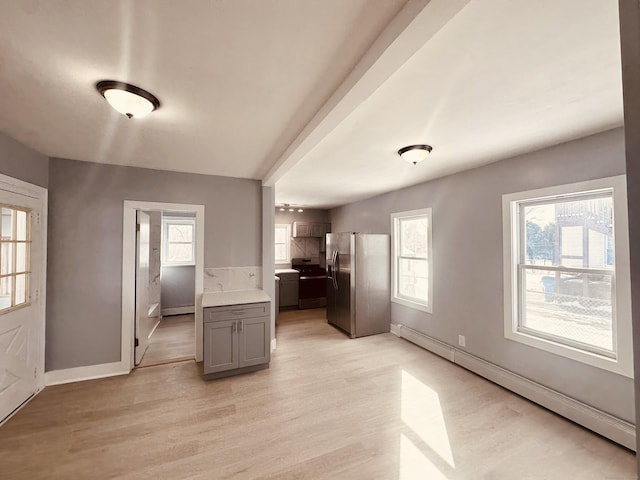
top-left (205, 302), bottom-right (269, 322)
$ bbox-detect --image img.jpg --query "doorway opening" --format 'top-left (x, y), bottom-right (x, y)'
top-left (122, 201), bottom-right (204, 372)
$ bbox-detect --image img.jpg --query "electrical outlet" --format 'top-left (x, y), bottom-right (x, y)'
top-left (458, 335), bottom-right (466, 347)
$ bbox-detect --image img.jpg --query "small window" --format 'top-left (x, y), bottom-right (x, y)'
top-left (391, 209), bottom-right (432, 312)
top-left (0, 206), bottom-right (31, 313)
top-left (162, 216), bottom-right (196, 266)
top-left (274, 224), bottom-right (290, 264)
top-left (503, 176), bottom-right (632, 377)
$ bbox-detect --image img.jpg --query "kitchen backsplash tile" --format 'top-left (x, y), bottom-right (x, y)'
top-left (204, 266), bottom-right (262, 292)
top-left (291, 237), bottom-right (320, 259)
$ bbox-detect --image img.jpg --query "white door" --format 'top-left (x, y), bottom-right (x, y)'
top-left (0, 182), bottom-right (45, 422)
top-left (134, 211), bottom-right (151, 365)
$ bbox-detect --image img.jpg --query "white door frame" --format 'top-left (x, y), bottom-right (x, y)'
top-left (0, 173), bottom-right (47, 421)
top-left (122, 201), bottom-right (204, 371)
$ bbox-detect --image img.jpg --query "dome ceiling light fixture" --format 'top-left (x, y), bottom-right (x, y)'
top-left (398, 144), bottom-right (433, 165)
top-left (96, 80), bottom-right (160, 119)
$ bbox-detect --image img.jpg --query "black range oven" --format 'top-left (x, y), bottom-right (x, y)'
top-left (291, 257), bottom-right (327, 309)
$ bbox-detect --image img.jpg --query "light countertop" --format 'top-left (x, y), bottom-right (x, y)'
top-left (275, 268), bottom-right (299, 275)
top-left (202, 289), bottom-right (271, 308)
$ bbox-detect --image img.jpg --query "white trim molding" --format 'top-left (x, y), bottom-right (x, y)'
top-left (161, 306), bottom-right (195, 316)
top-left (502, 175), bottom-right (633, 378)
top-left (392, 323), bottom-right (636, 451)
top-left (123, 201), bottom-right (205, 372)
top-left (46, 362), bottom-right (129, 386)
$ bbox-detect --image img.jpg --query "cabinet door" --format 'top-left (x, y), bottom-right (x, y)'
top-left (203, 320), bottom-right (238, 374)
top-left (310, 223), bottom-right (325, 237)
top-left (238, 317), bottom-right (270, 367)
top-left (293, 222), bottom-right (311, 237)
top-left (279, 279), bottom-right (299, 307)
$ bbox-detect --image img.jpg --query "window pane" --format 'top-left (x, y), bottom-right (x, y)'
top-left (275, 226), bottom-right (288, 244)
top-left (523, 195), bottom-right (612, 268)
top-left (167, 224), bottom-right (193, 243)
top-left (167, 243), bottom-right (193, 263)
top-left (15, 274), bottom-right (27, 305)
top-left (398, 258), bottom-right (428, 301)
top-left (0, 275), bottom-right (11, 309)
top-left (275, 244), bottom-right (287, 262)
top-left (399, 217), bottom-right (428, 258)
top-left (16, 210), bottom-right (27, 241)
top-left (521, 268), bottom-right (613, 352)
top-left (16, 243), bottom-right (27, 272)
top-left (1, 208), bottom-right (13, 240)
top-left (1, 242), bottom-right (13, 275)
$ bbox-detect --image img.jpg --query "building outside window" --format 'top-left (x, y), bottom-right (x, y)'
top-left (503, 176), bottom-right (632, 376)
top-left (162, 216), bottom-right (196, 266)
top-left (391, 208), bottom-right (432, 312)
top-left (274, 224), bottom-right (290, 264)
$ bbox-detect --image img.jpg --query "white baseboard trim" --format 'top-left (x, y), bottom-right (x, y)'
top-left (397, 324), bottom-right (455, 362)
top-left (161, 306), bottom-right (195, 316)
top-left (46, 361), bottom-right (130, 386)
top-left (392, 323), bottom-right (636, 451)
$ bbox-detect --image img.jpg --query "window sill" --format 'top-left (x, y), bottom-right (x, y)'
top-left (392, 296), bottom-right (431, 313)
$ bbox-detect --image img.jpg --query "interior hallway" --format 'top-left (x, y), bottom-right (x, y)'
top-left (0, 309), bottom-right (634, 479)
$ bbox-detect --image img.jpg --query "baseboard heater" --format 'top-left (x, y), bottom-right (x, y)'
top-left (390, 324), bottom-right (635, 451)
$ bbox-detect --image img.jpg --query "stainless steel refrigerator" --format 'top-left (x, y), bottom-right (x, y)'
top-left (325, 233), bottom-right (390, 338)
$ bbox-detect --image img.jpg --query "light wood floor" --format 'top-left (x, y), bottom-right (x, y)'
top-left (0, 309), bottom-right (635, 479)
top-left (138, 314), bottom-right (195, 368)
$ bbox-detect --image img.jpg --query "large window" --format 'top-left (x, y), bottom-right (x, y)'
top-left (0, 206), bottom-right (31, 312)
top-left (503, 176), bottom-right (632, 376)
top-left (391, 209), bottom-right (432, 312)
top-left (162, 216), bottom-right (196, 266)
top-left (274, 224), bottom-right (290, 264)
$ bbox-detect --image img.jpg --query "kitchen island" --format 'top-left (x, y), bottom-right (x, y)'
top-left (202, 289), bottom-right (271, 379)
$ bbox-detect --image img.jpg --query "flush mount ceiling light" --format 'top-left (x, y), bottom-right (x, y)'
top-left (96, 80), bottom-right (160, 119)
top-left (398, 144), bottom-right (433, 165)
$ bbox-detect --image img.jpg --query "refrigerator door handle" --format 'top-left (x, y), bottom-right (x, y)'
top-left (333, 250), bottom-right (339, 290)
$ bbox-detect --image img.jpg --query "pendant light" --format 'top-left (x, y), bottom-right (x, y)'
top-left (96, 80), bottom-right (160, 119)
top-left (398, 144), bottom-right (433, 165)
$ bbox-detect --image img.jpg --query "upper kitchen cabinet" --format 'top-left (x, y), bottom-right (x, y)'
top-left (293, 222), bottom-right (331, 238)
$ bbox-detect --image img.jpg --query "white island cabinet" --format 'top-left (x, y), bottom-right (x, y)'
top-left (202, 290), bottom-right (270, 379)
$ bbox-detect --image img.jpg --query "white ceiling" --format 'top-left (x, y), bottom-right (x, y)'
top-left (0, 0), bottom-right (623, 209)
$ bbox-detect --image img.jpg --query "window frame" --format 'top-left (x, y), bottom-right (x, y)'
top-left (0, 205), bottom-right (32, 314)
top-left (274, 224), bottom-right (291, 264)
top-left (162, 216), bottom-right (196, 267)
top-left (502, 175), bottom-right (632, 377)
top-left (391, 208), bottom-right (432, 313)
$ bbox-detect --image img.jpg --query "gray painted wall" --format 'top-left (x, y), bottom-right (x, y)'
top-left (330, 127), bottom-right (634, 422)
top-left (161, 266), bottom-right (195, 309)
top-left (46, 157), bottom-right (261, 371)
top-left (0, 131), bottom-right (49, 187)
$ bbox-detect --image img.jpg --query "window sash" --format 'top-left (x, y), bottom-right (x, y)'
top-left (274, 224), bottom-right (290, 263)
top-left (391, 209), bottom-right (432, 312)
top-left (0, 205), bottom-right (31, 313)
top-left (514, 189), bottom-right (617, 358)
top-left (162, 218), bottom-right (196, 266)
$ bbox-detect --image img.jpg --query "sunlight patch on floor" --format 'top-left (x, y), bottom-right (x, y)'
top-left (401, 370), bottom-right (455, 469)
top-left (399, 433), bottom-right (450, 480)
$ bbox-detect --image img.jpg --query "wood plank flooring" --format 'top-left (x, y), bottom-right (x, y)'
top-left (0, 308), bottom-right (635, 479)
top-left (138, 314), bottom-right (195, 367)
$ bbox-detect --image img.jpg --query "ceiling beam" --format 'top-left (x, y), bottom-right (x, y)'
top-left (261, 0), bottom-right (472, 187)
